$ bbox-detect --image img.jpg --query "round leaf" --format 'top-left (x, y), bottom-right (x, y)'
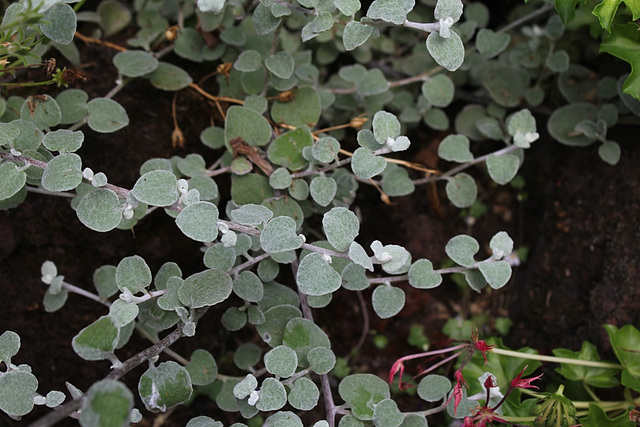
top-left (187, 349), bottom-right (218, 386)
top-left (178, 268), bottom-right (233, 309)
top-left (139, 361), bottom-right (193, 412)
top-left (131, 170), bottom-right (179, 207)
top-left (256, 378), bottom-right (287, 411)
top-left (225, 106), bottom-right (272, 147)
top-left (176, 201), bottom-right (219, 242)
top-left (445, 235), bottom-right (479, 267)
top-left (234, 343), bottom-right (262, 370)
top-left (86, 98), bottom-right (129, 133)
top-left (478, 260), bottom-right (512, 289)
top-left (40, 2), bottom-right (76, 45)
top-left (408, 259), bottom-right (442, 289)
top-left (233, 271), bottom-right (264, 302)
top-left (476, 28), bottom-right (510, 58)
top-left (76, 188), bottom-right (123, 232)
top-left (372, 285), bottom-right (405, 319)
top-left (0, 370), bottom-right (38, 417)
top-left (351, 147), bottom-right (386, 179)
top-left (42, 152), bottom-right (82, 192)
top-left (0, 162), bottom-right (26, 201)
top-left (308, 347), bottom-right (336, 374)
top-left (310, 176), bottom-right (337, 206)
top-left (0, 331), bottom-right (20, 363)
top-left (79, 380), bottom-right (132, 427)
top-left (486, 153), bottom-right (520, 185)
top-left (113, 50), bottom-right (159, 77)
top-left (348, 242), bottom-right (373, 272)
top-left (265, 411), bottom-right (302, 427)
top-left (270, 87), bottom-right (321, 128)
top-left (20, 95), bottom-right (62, 129)
top-left (372, 399), bottom-right (403, 427)
top-left (116, 255), bottom-right (152, 294)
top-left (71, 315), bottom-right (120, 361)
top-left (42, 129), bottom-right (84, 153)
top-left (417, 375), bottom-right (451, 402)
top-left (338, 374), bottom-right (390, 421)
top-left (267, 127), bottom-right (313, 170)
top-left (282, 317), bottom-right (331, 366)
top-left (322, 207), bottom-right (359, 252)
top-left (264, 345), bottom-right (298, 378)
top-left (489, 231), bottom-right (513, 259)
top-left (372, 111), bottom-right (401, 144)
top-left (445, 173), bottom-right (477, 208)
top-left (297, 252), bottom-right (342, 296)
top-left (288, 377), bottom-right (320, 410)
top-left (343, 21), bottom-right (373, 51)
top-left (421, 74), bottom-right (455, 107)
top-left (261, 216), bottom-right (304, 253)
top-left (147, 62), bottom-right (193, 91)
top-left (426, 31), bottom-right (464, 72)
top-left (109, 299), bottom-right (139, 327)
top-left (265, 52), bottom-right (295, 79)
top-left (438, 134), bottom-right (473, 163)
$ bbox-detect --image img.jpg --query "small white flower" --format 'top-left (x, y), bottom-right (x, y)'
top-left (322, 253), bottom-right (333, 264)
top-left (82, 168), bottom-right (94, 180)
top-left (377, 251), bottom-right (393, 263)
top-left (248, 389), bottom-right (260, 406)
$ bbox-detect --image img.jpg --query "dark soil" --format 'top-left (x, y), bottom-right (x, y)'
top-left (2, 18), bottom-right (640, 427)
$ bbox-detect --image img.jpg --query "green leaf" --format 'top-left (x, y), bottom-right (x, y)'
top-left (42, 129), bottom-right (84, 153)
top-left (231, 204), bottom-right (273, 225)
top-left (234, 343), bottom-right (262, 370)
top-left (601, 23), bottom-right (640, 98)
top-left (445, 173), bottom-right (477, 208)
top-left (356, 69), bottom-right (390, 96)
top-left (283, 317), bottom-right (331, 366)
top-left (478, 260), bottom-right (512, 289)
top-left (301, 11), bottom-right (334, 42)
top-left (335, 0), bottom-right (361, 15)
top-left (97, 0), bottom-right (131, 37)
top-left (176, 201), bottom-right (219, 242)
top-left (147, 62), bottom-right (193, 91)
top-left (253, 4), bottom-right (282, 35)
top-left (593, 0), bottom-right (640, 32)
top-left (225, 106), bottom-right (273, 147)
top-left (297, 252), bottom-right (342, 296)
top-left (310, 176), bottom-right (337, 206)
top-left (256, 377), bottom-right (287, 411)
top-left (339, 374), bottom-right (390, 420)
top-left (41, 2), bottom-right (76, 45)
top-left (79, 380), bottom-right (133, 427)
top-left (20, 95), bottom-right (62, 129)
top-left (72, 315), bottom-right (120, 361)
top-left (486, 153), bottom-right (520, 185)
top-left (434, 0), bottom-right (463, 21)
top-left (548, 102), bottom-right (599, 146)
top-left (490, 231), bottom-right (513, 259)
top-left (323, 207), bottom-right (360, 252)
top-left (139, 361), bottom-right (193, 412)
top-left (372, 399), bottom-right (403, 427)
top-left (599, 140), bottom-right (621, 165)
top-left (438, 134), bottom-right (473, 163)
top-left (233, 271), bottom-right (264, 303)
top-left (351, 147), bottom-right (387, 179)
top-left (445, 235), bottom-right (479, 267)
top-left (367, 0), bottom-right (415, 25)
top-left (372, 285), bottom-right (405, 319)
top-left (417, 375), bottom-right (451, 402)
top-left (198, 0), bottom-right (226, 13)
top-left (131, 170), bottom-right (179, 207)
top-left (265, 345), bottom-right (298, 378)
top-left (265, 52), bottom-right (295, 79)
top-left (408, 259), bottom-right (442, 289)
top-left (426, 31), bottom-right (465, 72)
top-left (271, 87), bottom-right (322, 128)
top-left (553, 342), bottom-right (621, 388)
top-left (554, 0), bottom-right (582, 25)
top-left (265, 411), bottom-right (303, 427)
top-left (604, 324), bottom-right (640, 390)
top-left (268, 127), bottom-right (313, 170)
top-left (76, 188), bottom-right (122, 232)
top-left (261, 216), bottom-right (304, 253)
top-left (0, 370), bottom-right (38, 417)
top-left (178, 268), bottom-right (233, 309)
top-left (308, 347), bottom-right (336, 374)
top-left (86, 98), bottom-right (129, 133)
top-left (546, 50), bottom-right (570, 72)
top-left (42, 152), bottom-right (83, 192)
top-left (341, 263), bottom-right (370, 291)
top-left (116, 255), bottom-right (152, 294)
top-left (234, 50), bottom-right (262, 72)
top-left (288, 377), bottom-right (320, 410)
top-left (476, 29), bottom-right (510, 59)
top-left (372, 111), bottom-right (401, 144)
top-left (113, 50), bottom-right (159, 77)
top-left (0, 331), bottom-right (20, 364)
top-left (581, 403), bottom-right (635, 427)
top-left (186, 349), bottom-right (218, 386)
top-left (421, 74), bottom-right (455, 107)
top-left (234, 374), bottom-right (258, 399)
top-left (0, 162), bottom-right (26, 201)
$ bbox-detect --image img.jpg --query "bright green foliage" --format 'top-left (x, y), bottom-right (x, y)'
top-left (553, 342), bottom-right (621, 387)
top-left (604, 324), bottom-right (640, 391)
top-left (600, 23), bottom-right (640, 99)
top-left (268, 127), bottom-right (313, 170)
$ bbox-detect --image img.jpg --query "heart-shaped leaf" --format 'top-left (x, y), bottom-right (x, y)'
top-left (478, 260), bottom-right (512, 289)
top-left (261, 216), bottom-right (304, 253)
top-left (323, 207), bottom-right (359, 252)
top-left (486, 153), bottom-right (520, 185)
top-left (372, 285), bottom-right (405, 319)
top-left (445, 173), bottom-right (477, 208)
top-left (445, 235), bottom-right (479, 267)
top-left (297, 252), bottom-right (342, 296)
top-left (476, 29), bottom-right (511, 58)
top-left (351, 147), bottom-right (386, 179)
top-left (438, 134), bottom-right (473, 163)
top-left (408, 259), bottom-right (442, 289)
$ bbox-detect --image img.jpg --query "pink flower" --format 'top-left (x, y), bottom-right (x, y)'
top-left (389, 359), bottom-right (404, 385)
top-left (510, 366), bottom-right (542, 390)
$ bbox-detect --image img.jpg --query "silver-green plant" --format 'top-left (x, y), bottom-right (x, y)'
top-left (1, 0), bottom-right (639, 425)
